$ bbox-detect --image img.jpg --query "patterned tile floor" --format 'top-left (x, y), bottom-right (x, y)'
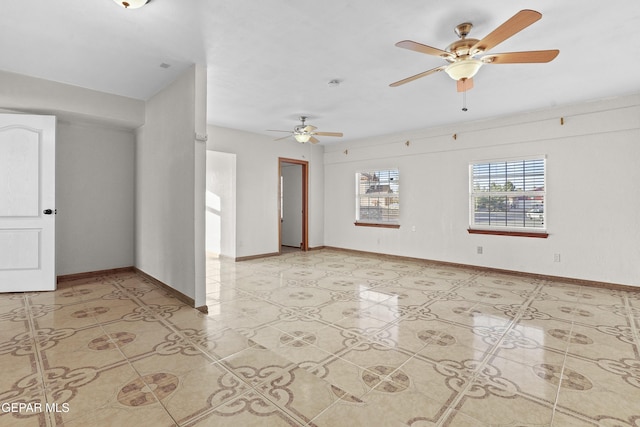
top-left (1, 249), bottom-right (640, 426)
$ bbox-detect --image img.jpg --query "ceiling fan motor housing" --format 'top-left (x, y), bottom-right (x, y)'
top-left (446, 38), bottom-right (480, 61)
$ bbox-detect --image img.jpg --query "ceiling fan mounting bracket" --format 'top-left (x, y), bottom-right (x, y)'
top-left (454, 22), bottom-right (473, 39)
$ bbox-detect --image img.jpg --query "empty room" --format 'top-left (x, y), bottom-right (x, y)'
top-left (1, 1), bottom-right (639, 426)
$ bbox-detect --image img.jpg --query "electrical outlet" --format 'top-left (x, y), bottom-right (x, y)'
top-left (477, 246), bottom-right (483, 255)
top-left (554, 253), bottom-right (561, 262)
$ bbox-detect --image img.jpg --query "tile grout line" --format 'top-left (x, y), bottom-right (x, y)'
top-left (308, 265), bottom-right (534, 425)
top-left (547, 317), bottom-right (573, 427)
top-left (623, 293), bottom-right (640, 359)
top-left (106, 273), bottom-right (315, 426)
top-left (97, 275), bottom-right (214, 426)
top-left (74, 276), bottom-right (178, 425)
top-left (354, 275), bottom-right (548, 426)
top-left (212, 252), bottom-right (640, 425)
top-left (548, 285), bottom-right (637, 426)
top-left (440, 281), bottom-right (552, 425)
top-left (22, 292), bottom-right (56, 427)
top-left (6, 251), bottom-right (640, 426)
top-left (239, 255), bottom-right (394, 426)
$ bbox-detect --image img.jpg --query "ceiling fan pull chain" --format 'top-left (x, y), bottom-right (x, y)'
top-left (462, 87), bottom-right (468, 112)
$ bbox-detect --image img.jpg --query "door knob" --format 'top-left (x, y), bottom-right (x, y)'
top-left (43, 209), bottom-right (54, 215)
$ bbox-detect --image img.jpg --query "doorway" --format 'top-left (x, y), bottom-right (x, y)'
top-left (205, 151), bottom-right (236, 259)
top-left (279, 158), bottom-right (308, 252)
top-left (0, 114), bottom-right (56, 292)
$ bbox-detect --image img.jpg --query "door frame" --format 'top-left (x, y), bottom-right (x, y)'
top-left (278, 158), bottom-right (308, 252)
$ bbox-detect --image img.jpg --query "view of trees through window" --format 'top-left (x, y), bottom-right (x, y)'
top-left (356, 169), bottom-right (399, 224)
top-left (470, 158), bottom-right (545, 229)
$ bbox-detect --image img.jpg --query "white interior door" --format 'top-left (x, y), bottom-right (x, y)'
top-left (0, 114), bottom-right (56, 292)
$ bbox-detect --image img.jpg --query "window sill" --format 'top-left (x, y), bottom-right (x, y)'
top-left (355, 222), bottom-right (400, 229)
top-left (467, 229), bottom-right (548, 238)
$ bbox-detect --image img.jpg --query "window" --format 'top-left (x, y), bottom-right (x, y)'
top-left (469, 157), bottom-right (546, 234)
top-left (355, 169), bottom-right (400, 227)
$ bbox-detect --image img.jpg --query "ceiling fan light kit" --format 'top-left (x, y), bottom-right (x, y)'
top-left (294, 133), bottom-right (312, 143)
top-left (113, 0), bottom-right (148, 9)
top-left (444, 59), bottom-right (482, 81)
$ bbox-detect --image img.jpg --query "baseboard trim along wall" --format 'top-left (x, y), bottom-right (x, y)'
top-left (133, 268), bottom-right (209, 314)
top-left (235, 252), bottom-right (280, 262)
top-left (57, 247), bottom-right (637, 314)
top-left (57, 267), bottom-right (135, 283)
top-left (321, 246), bottom-right (639, 293)
top-left (239, 245), bottom-right (635, 290)
top-left (57, 267), bottom-right (208, 314)
top-left (235, 247), bottom-right (326, 262)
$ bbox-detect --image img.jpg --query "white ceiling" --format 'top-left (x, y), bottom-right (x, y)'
top-left (1, 1), bottom-right (639, 142)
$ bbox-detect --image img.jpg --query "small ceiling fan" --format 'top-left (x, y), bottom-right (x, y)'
top-left (268, 116), bottom-right (343, 144)
top-left (390, 9), bottom-right (559, 92)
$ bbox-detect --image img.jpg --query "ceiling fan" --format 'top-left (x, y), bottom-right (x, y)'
top-left (268, 116), bottom-right (343, 144)
top-left (390, 9), bottom-right (559, 92)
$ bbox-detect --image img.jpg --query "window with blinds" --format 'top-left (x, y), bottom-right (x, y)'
top-left (470, 157), bottom-right (546, 230)
top-left (355, 169), bottom-right (400, 225)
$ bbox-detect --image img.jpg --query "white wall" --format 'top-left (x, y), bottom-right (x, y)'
top-left (206, 151), bottom-right (236, 258)
top-left (324, 94), bottom-right (640, 287)
top-left (136, 65), bottom-right (207, 307)
top-left (193, 66), bottom-right (207, 308)
top-left (56, 121), bottom-right (135, 275)
top-left (281, 163), bottom-right (302, 247)
top-left (0, 69), bottom-right (144, 129)
top-left (207, 125), bottom-right (324, 258)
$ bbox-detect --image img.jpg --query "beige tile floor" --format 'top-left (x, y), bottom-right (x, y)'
top-left (1, 248), bottom-right (640, 426)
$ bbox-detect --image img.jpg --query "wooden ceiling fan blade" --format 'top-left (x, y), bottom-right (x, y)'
top-left (309, 136), bottom-right (320, 144)
top-left (456, 78), bottom-right (474, 92)
top-left (389, 66), bottom-right (446, 87)
top-left (483, 49), bottom-right (559, 64)
top-left (303, 125), bottom-right (317, 132)
top-left (274, 135), bottom-right (292, 141)
top-left (471, 10), bottom-right (542, 54)
top-left (267, 129), bottom-right (292, 133)
top-left (313, 132), bottom-right (343, 137)
top-left (395, 40), bottom-right (453, 59)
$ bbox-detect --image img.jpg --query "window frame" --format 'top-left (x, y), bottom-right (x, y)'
top-left (468, 156), bottom-right (547, 237)
top-left (354, 168), bottom-right (400, 228)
